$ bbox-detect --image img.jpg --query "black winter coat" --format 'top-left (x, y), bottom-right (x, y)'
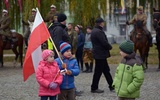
top-left (91, 25), bottom-right (112, 59)
top-left (48, 22), bottom-right (69, 51)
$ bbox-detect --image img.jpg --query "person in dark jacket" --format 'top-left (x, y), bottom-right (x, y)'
top-left (48, 13), bottom-right (69, 58)
top-left (75, 25), bottom-right (85, 71)
top-left (90, 18), bottom-right (114, 93)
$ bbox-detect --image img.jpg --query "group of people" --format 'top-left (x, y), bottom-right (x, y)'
top-left (0, 4), bottom-right (147, 100)
top-left (35, 6), bottom-right (145, 100)
top-left (36, 42), bottom-right (80, 100)
top-left (35, 14), bottom-right (145, 100)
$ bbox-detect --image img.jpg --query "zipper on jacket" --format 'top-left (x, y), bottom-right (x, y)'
top-left (65, 59), bottom-right (69, 89)
top-left (117, 62), bottom-right (126, 95)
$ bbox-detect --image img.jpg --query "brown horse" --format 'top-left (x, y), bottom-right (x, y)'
top-left (0, 31), bottom-right (23, 67)
top-left (130, 20), bottom-right (150, 69)
top-left (153, 9), bottom-right (160, 70)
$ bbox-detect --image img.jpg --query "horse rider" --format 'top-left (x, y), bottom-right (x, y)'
top-left (22, 8), bottom-right (36, 31)
top-left (0, 9), bottom-right (14, 47)
top-left (126, 6), bottom-right (153, 47)
top-left (28, 8), bottom-right (36, 31)
top-left (45, 4), bottom-right (59, 26)
top-left (22, 8), bottom-right (36, 48)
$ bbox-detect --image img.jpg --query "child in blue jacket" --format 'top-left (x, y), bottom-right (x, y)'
top-left (55, 41), bottom-right (80, 100)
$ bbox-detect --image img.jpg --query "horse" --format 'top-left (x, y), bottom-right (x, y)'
top-left (0, 31), bottom-right (23, 67)
top-left (153, 9), bottom-right (160, 70)
top-left (130, 20), bottom-right (150, 69)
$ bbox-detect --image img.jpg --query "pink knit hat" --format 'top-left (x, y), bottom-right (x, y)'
top-left (42, 50), bottom-right (54, 60)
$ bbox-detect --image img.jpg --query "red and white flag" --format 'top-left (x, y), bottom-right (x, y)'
top-left (23, 8), bottom-right (50, 82)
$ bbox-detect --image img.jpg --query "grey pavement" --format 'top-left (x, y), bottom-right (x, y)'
top-left (0, 63), bottom-right (160, 100)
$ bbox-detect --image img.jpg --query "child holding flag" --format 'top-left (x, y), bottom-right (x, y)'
top-left (55, 41), bottom-right (80, 100)
top-left (36, 49), bottom-right (63, 100)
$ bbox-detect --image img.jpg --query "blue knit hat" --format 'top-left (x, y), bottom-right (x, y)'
top-left (60, 42), bottom-right (71, 54)
top-left (119, 40), bottom-right (134, 54)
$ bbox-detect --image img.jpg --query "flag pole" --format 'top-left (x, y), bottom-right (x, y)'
top-left (47, 23), bottom-right (63, 64)
top-left (49, 37), bottom-right (63, 64)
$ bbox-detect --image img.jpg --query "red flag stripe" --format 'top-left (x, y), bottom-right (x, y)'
top-left (23, 8), bottom-right (50, 82)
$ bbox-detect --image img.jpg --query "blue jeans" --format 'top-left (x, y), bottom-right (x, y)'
top-left (41, 96), bottom-right (56, 100)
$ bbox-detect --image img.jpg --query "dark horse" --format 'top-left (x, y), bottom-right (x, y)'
top-left (153, 9), bottom-right (160, 70)
top-left (0, 31), bottom-right (23, 67)
top-left (130, 20), bottom-right (150, 69)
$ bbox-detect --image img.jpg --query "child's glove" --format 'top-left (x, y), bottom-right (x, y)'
top-left (66, 70), bottom-right (72, 75)
top-left (62, 63), bottom-right (66, 69)
top-left (49, 82), bottom-right (58, 89)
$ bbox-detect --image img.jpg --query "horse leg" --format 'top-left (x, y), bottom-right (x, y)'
top-left (158, 48), bottom-right (160, 70)
top-left (145, 52), bottom-right (148, 69)
top-left (0, 48), bottom-right (3, 67)
top-left (24, 37), bottom-right (28, 48)
top-left (139, 49), bottom-right (146, 69)
top-left (12, 48), bottom-right (19, 67)
top-left (18, 45), bottom-right (23, 67)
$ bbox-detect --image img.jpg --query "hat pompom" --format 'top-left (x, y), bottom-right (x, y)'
top-left (42, 50), bottom-right (53, 60)
top-left (119, 40), bottom-right (134, 54)
top-left (60, 42), bottom-right (71, 54)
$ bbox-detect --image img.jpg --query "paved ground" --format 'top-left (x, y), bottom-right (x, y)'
top-left (0, 63), bottom-right (160, 100)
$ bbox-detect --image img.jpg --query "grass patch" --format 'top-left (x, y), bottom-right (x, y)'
top-left (2, 44), bottom-right (159, 64)
top-left (108, 44), bottom-right (159, 64)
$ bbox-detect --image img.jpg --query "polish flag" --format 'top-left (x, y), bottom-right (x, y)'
top-left (23, 8), bottom-right (50, 82)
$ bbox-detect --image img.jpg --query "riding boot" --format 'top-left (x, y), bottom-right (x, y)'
top-left (89, 62), bottom-right (93, 72)
top-left (130, 29), bottom-right (135, 40)
top-left (147, 32), bottom-right (153, 47)
top-left (24, 38), bottom-right (28, 49)
top-left (83, 63), bottom-right (89, 72)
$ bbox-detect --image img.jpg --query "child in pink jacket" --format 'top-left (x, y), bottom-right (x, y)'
top-left (36, 49), bottom-right (63, 100)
